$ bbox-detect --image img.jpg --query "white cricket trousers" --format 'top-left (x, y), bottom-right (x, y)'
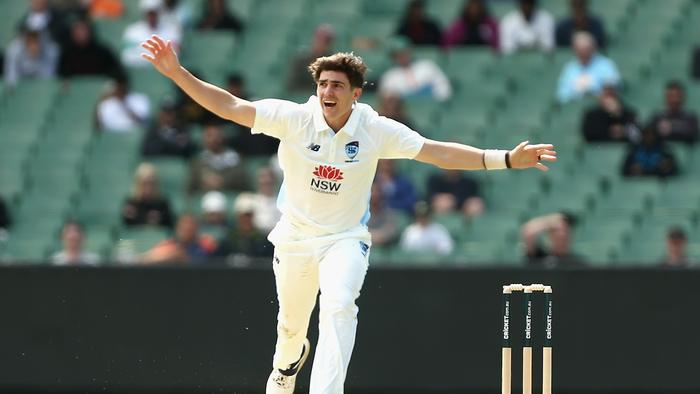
top-left (271, 236), bottom-right (370, 394)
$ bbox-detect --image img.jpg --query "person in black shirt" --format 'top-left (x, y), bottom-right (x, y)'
top-left (555, 0), bottom-right (606, 49)
top-left (396, 0), bottom-right (442, 46)
top-left (522, 212), bottom-right (585, 267)
top-left (582, 85), bottom-right (638, 142)
top-left (142, 98), bottom-right (197, 158)
top-left (197, 0), bottom-right (243, 32)
top-left (647, 81), bottom-right (698, 144)
top-left (121, 163), bottom-right (174, 228)
top-left (58, 18), bottom-right (122, 78)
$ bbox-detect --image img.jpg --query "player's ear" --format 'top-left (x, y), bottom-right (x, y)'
top-left (352, 87), bottom-right (362, 101)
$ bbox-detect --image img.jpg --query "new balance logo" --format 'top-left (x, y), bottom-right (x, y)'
top-left (306, 143), bottom-right (321, 152)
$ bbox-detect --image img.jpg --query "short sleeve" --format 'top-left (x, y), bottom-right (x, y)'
top-left (373, 116), bottom-right (426, 159)
top-left (252, 99), bottom-right (306, 140)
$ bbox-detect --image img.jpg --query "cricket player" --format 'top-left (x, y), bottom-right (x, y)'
top-left (141, 35), bottom-right (556, 394)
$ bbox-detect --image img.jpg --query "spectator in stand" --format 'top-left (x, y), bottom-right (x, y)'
top-left (500, 0), bottom-right (554, 55)
top-left (660, 227), bottom-right (692, 268)
top-left (426, 169), bottom-right (484, 218)
top-left (174, 69), bottom-right (222, 125)
top-left (399, 201), bottom-right (454, 255)
top-left (227, 74), bottom-right (279, 156)
top-left (188, 124), bottom-right (250, 194)
top-left (368, 183), bottom-right (400, 247)
top-left (622, 125), bottom-right (679, 178)
top-left (142, 214), bottom-right (217, 264)
top-left (3, 26), bottom-right (59, 88)
top-left (89, 0), bottom-right (125, 19)
top-left (58, 18), bottom-right (122, 78)
top-left (199, 191), bottom-right (233, 240)
top-left (0, 196), bottom-right (10, 233)
top-left (122, 163), bottom-right (175, 228)
top-left (555, 0), bottom-right (606, 49)
top-left (96, 73), bottom-right (151, 132)
top-left (51, 220), bottom-right (100, 266)
top-left (379, 37), bottom-right (452, 102)
top-left (648, 81), bottom-right (698, 145)
top-left (142, 98), bottom-right (196, 158)
top-left (522, 212), bottom-right (584, 267)
top-left (19, 0), bottom-right (71, 46)
top-left (557, 32), bottom-right (619, 103)
top-left (287, 24), bottom-right (335, 92)
top-left (217, 193), bottom-right (274, 259)
top-left (377, 93), bottom-right (414, 129)
top-left (197, 0), bottom-right (243, 32)
top-left (161, 0), bottom-right (193, 30)
top-left (375, 159), bottom-right (418, 214)
top-left (396, 0), bottom-right (442, 46)
top-left (582, 85), bottom-right (638, 142)
top-left (248, 167), bottom-right (282, 233)
top-left (121, 0), bottom-right (181, 68)
top-left (443, 0), bottom-right (499, 50)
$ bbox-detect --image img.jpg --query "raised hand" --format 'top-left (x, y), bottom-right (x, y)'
top-left (141, 35), bottom-right (181, 79)
top-left (509, 141), bottom-right (557, 171)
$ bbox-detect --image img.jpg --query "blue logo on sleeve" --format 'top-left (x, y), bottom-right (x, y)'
top-left (359, 241), bottom-right (369, 257)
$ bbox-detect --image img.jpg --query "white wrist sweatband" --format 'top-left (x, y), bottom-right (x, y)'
top-left (483, 149), bottom-right (509, 170)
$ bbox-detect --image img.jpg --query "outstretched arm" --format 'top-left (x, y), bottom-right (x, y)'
top-left (140, 35), bottom-right (255, 128)
top-left (414, 139), bottom-right (557, 171)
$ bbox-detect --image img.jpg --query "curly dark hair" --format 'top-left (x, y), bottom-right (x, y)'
top-left (307, 52), bottom-right (368, 88)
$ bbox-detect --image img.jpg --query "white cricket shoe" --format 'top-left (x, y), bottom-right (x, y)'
top-left (266, 338), bottom-right (311, 394)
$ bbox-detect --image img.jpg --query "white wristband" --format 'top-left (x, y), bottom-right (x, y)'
top-left (484, 150), bottom-right (509, 170)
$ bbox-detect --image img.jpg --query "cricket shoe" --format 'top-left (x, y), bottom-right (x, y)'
top-left (266, 338), bottom-right (311, 394)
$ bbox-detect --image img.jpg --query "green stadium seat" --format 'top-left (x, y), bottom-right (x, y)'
top-left (115, 226), bottom-right (172, 255)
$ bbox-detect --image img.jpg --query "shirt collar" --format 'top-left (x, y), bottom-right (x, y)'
top-left (311, 95), bottom-right (361, 136)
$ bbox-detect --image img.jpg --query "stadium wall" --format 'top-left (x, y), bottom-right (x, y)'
top-left (0, 266), bottom-right (698, 394)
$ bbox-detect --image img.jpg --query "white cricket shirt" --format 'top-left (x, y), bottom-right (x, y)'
top-left (252, 96), bottom-right (426, 244)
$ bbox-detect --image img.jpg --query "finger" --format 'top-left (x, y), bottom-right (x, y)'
top-left (537, 149), bottom-right (557, 156)
top-left (524, 143), bottom-right (554, 151)
top-left (141, 53), bottom-right (156, 63)
top-left (141, 43), bottom-right (158, 55)
top-left (152, 35), bottom-right (167, 49)
top-left (535, 163), bottom-right (550, 171)
top-left (166, 40), bottom-right (174, 51)
top-left (539, 154), bottom-right (557, 162)
top-left (513, 140), bottom-right (529, 153)
top-left (147, 38), bottom-right (162, 51)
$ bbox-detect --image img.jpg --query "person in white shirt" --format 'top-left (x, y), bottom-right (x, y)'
top-left (400, 201), bottom-right (454, 255)
top-left (140, 34), bottom-right (557, 394)
top-left (500, 0), bottom-right (555, 55)
top-left (379, 37), bottom-right (452, 102)
top-left (250, 167), bottom-right (282, 232)
top-left (121, 0), bottom-right (182, 67)
top-left (51, 221), bottom-right (100, 266)
top-left (96, 74), bottom-right (151, 132)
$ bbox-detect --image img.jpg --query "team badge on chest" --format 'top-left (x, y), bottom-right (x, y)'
top-left (345, 141), bottom-right (359, 162)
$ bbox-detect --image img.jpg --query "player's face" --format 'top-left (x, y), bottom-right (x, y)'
top-left (316, 70), bottom-right (361, 126)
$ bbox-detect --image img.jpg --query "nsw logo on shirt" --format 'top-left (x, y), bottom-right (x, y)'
top-left (310, 165), bottom-right (343, 195)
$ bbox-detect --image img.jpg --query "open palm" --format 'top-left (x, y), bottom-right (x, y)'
top-left (141, 35), bottom-right (180, 79)
top-left (509, 141), bottom-right (557, 171)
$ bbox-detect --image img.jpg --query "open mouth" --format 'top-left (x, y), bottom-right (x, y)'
top-left (323, 100), bottom-right (337, 109)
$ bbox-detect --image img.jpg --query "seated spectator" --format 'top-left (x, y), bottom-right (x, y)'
top-left (396, 0), bottom-right (442, 46)
top-left (443, 0), bottom-right (499, 50)
top-left (121, 0), bottom-right (181, 68)
top-left (399, 201), bottom-right (454, 255)
top-left (427, 169), bottom-right (484, 218)
top-left (622, 125), bottom-right (679, 178)
top-left (227, 74), bottom-right (279, 156)
top-left (287, 24), bottom-right (335, 92)
top-left (142, 214), bottom-right (217, 264)
top-left (248, 167), bottom-right (281, 232)
top-left (375, 160), bottom-right (418, 214)
top-left (582, 85), bottom-right (638, 142)
top-left (217, 193), bottom-right (274, 259)
top-left (377, 93), bottom-right (414, 129)
top-left (648, 81), bottom-right (698, 144)
top-left (58, 18), bottom-right (122, 78)
top-left (500, 0), bottom-right (554, 55)
top-left (51, 220), bottom-right (100, 266)
top-left (555, 0), bottom-right (606, 49)
top-left (161, 0), bottom-right (193, 30)
top-left (188, 124), bottom-right (250, 194)
top-left (368, 183), bottom-right (400, 246)
top-left (96, 73), bottom-right (151, 132)
top-left (521, 212), bottom-right (584, 267)
top-left (0, 196), bottom-right (11, 233)
top-left (199, 191), bottom-right (232, 239)
top-left (20, 0), bottom-right (71, 46)
top-left (89, 0), bottom-right (125, 19)
top-left (379, 37), bottom-right (452, 102)
top-left (122, 163), bottom-right (175, 228)
top-left (142, 98), bottom-right (196, 158)
top-left (197, 0), bottom-right (243, 32)
top-left (660, 226), bottom-right (691, 268)
top-left (557, 32), bottom-right (619, 103)
top-left (3, 26), bottom-right (59, 88)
